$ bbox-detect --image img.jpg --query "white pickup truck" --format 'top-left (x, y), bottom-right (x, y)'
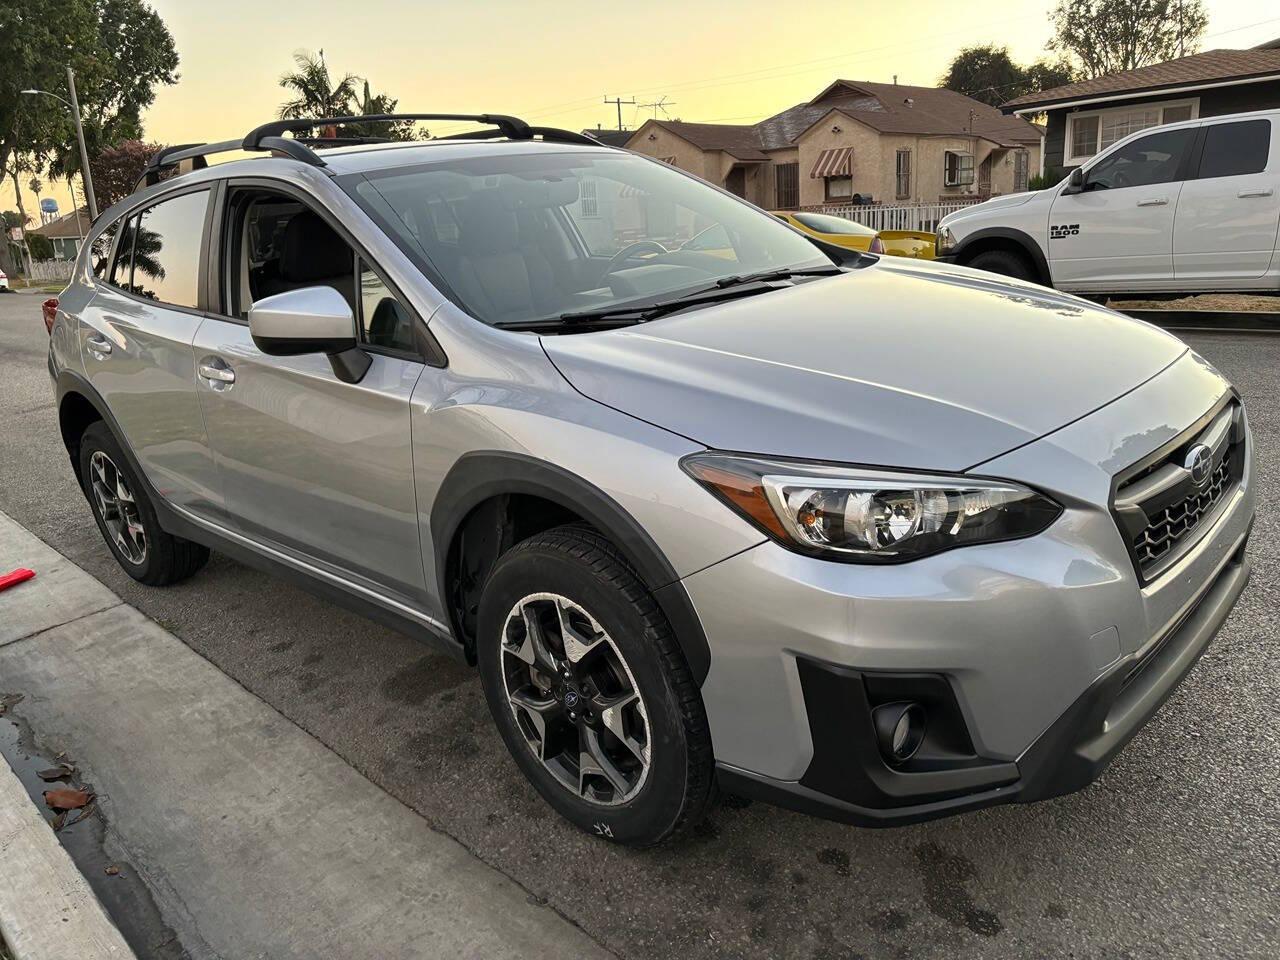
top-left (935, 108), bottom-right (1280, 297)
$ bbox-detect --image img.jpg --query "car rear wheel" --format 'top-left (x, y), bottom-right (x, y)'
top-left (476, 526), bottom-right (715, 846)
top-left (968, 248), bottom-right (1033, 281)
top-left (78, 421), bottom-right (209, 586)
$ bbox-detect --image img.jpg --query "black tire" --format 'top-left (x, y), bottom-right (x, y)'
top-left (476, 526), bottom-right (714, 846)
top-left (78, 421), bottom-right (209, 586)
top-left (967, 248), bottom-right (1034, 281)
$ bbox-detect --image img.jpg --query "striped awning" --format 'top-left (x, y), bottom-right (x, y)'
top-left (810, 147), bottom-right (852, 179)
top-left (619, 184), bottom-right (650, 198)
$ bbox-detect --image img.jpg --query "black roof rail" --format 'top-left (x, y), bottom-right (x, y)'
top-left (130, 114), bottom-right (611, 195)
top-left (242, 113), bottom-right (534, 148)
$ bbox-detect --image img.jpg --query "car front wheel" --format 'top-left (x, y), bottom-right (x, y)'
top-left (476, 526), bottom-right (714, 846)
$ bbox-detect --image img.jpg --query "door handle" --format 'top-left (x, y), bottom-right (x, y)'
top-left (197, 357), bottom-right (236, 390)
top-left (1238, 187), bottom-right (1274, 198)
top-left (1136, 197), bottom-right (1168, 206)
top-left (85, 334), bottom-right (112, 357)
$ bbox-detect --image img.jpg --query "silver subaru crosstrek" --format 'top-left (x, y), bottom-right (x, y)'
top-left (47, 114), bottom-right (1253, 846)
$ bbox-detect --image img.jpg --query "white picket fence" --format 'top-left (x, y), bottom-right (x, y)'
top-left (26, 260), bottom-right (75, 282)
top-left (814, 199), bottom-right (985, 233)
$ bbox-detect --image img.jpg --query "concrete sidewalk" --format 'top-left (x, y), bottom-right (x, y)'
top-left (0, 509), bottom-right (616, 960)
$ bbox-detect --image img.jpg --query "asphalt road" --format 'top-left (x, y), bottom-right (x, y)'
top-left (2, 290), bottom-right (1278, 960)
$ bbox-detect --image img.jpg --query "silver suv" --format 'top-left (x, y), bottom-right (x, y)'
top-left (48, 114), bottom-right (1254, 846)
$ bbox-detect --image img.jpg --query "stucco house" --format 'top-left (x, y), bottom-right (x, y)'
top-left (624, 80), bottom-right (1043, 209)
top-left (29, 207), bottom-right (90, 260)
top-left (1002, 43), bottom-right (1280, 173)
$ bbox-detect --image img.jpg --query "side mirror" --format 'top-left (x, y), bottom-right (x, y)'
top-left (1062, 167), bottom-right (1085, 195)
top-left (249, 286), bottom-right (370, 384)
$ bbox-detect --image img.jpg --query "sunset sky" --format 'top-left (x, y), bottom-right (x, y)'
top-left (8, 0), bottom-right (1279, 218)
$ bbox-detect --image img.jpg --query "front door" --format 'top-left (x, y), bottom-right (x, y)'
top-left (978, 154), bottom-right (992, 196)
top-left (193, 185), bottom-right (429, 607)
top-left (80, 187), bottom-right (223, 521)
top-left (1174, 117), bottom-right (1280, 282)
top-left (1048, 125), bottom-right (1198, 291)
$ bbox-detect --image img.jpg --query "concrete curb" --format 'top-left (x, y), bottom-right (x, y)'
top-left (0, 756), bottom-right (135, 959)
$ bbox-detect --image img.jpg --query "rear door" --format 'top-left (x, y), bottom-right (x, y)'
top-left (80, 186), bottom-right (223, 520)
top-left (1048, 125), bottom-right (1198, 290)
top-left (1174, 117), bottom-right (1279, 282)
top-left (192, 181), bottom-right (430, 608)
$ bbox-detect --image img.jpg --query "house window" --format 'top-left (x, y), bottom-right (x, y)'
top-left (578, 180), bottom-right (599, 218)
top-left (895, 150), bottom-right (911, 198)
top-left (1066, 100), bottom-right (1198, 163)
top-left (1014, 150), bottom-right (1030, 192)
top-left (775, 162), bottom-right (799, 209)
top-left (943, 151), bottom-right (974, 187)
top-left (824, 175), bottom-right (853, 201)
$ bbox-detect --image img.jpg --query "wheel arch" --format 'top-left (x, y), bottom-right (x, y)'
top-left (953, 227), bottom-right (1051, 286)
top-left (431, 452), bottom-right (712, 684)
top-left (56, 370), bottom-right (118, 485)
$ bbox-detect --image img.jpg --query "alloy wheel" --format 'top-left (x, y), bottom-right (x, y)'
top-left (500, 592), bottom-right (652, 805)
top-left (88, 450), bottom-right (147, 565)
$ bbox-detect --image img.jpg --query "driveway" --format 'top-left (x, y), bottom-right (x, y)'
top-left (1, 291), bottom-right (1277, 959)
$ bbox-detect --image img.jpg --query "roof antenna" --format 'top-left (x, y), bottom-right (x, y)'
top-left (893, 74), bottom-right (898, 85)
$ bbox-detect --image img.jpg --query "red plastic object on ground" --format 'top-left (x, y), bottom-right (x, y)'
top-left (0, 568), bottom-right (36, 592)
top-left (43, 297), bottom-right (59, 335)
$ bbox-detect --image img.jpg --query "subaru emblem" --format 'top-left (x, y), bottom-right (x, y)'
top-left (1184, 444), bottom-right (1213, 487)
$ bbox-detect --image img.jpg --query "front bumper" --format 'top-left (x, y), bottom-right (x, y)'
top-left (685, 350), bottom-right (1255, 825)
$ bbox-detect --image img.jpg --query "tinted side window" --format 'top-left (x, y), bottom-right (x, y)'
top-left (1197, 120), bottom-right (1271, 179)
top-left (110, 216), bottom-right (137, 288)
top-left (90, 221), bottom-right (119, 279)
top-left (128, 190), bottom-right (210, 307)
top-left (1086, 128), bottom-right (1196, 190)
top-left (358, 260), bottom-right (416, 352)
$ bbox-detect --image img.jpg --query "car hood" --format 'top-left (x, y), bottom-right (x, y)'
top-left (542, 258), bottom-right (1187, 471)
top-left (941, 190), bottom-right (1042, 225)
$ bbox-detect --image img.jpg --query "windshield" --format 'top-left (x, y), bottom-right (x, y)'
top-left (345, 150), bottom-right (831, 327)
top-left (792, 212), bottom-right (874, 236)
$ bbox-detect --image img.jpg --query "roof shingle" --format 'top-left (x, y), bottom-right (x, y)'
top-left (632, 80), bottom-right (1041, 157)
top-left (1002, 48), bottom-right (1280, 111)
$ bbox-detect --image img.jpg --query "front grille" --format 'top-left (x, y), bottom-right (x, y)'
top-left (1113, 400), bottom-right (1245, 581)
top-left (1133, 457), bottom-right (1231, 568)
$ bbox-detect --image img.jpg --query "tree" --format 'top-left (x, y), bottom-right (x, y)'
top-left (277, 50), bottom-right (360, 120)
top-left (88, 140), bottom-right (166, 208)
top-left (941, 45), bottom-right (1079, 106)
top-left (350, 81), bottom-right (423, 142)
top-left (1049, 0), bottom-right (1207, 79)
top-left (47, 0), bottom-right (180, 183)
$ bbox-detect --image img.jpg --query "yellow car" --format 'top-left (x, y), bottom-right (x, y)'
top-left (771, 211), bottom-right (935, 260)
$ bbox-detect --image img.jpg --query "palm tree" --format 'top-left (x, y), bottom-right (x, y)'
top-left (277, 50), bottom-right (359, 121)
top-left (350, 81), bottom-right (422, 141)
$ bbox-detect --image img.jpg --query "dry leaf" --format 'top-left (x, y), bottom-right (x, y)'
top-left (105, 866), bottom-right (119, 876)
top-left (43, 787), bottom-right (91, 810)
top-left (36, 765), bottom-right (73, 782)
top-left (66, 802), bottom-right (96, 827)
top-left (50, 810), bottom-right (67, 831)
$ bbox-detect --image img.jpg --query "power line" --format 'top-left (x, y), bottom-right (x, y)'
top-left (602, 95), bottom-right (636, 131)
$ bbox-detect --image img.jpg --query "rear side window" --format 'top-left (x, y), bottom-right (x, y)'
top-left (120, 190), bottom-right (210, 308)
top-left (1197, 120), bottom-right (1271, 179)
top-left (90, 221), bottom-right (119, 279)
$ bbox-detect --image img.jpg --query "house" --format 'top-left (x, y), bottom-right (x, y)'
top-left (623, 80), bottom-right (1043, 209)
top-left (29, 207), bottom-right (90, 260)
top-left (581, 127), bottom-right (635, 147)
top-left (1001, 43), bottom-right (1280, 172)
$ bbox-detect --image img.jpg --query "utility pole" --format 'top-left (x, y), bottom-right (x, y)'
top-left (65, 67), bottom-right (97, 220)
top-left (603, 95), bottom-right (636, 131)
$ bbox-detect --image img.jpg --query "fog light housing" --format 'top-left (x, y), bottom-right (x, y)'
top-left (872, 701), bottom-right (926, 764)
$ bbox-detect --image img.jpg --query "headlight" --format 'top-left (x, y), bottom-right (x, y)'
top-left (936, 226), bottom-right (956, 254)
top-left (682, 453), bottom-right (1061, 563)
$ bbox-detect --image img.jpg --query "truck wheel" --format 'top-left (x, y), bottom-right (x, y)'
top-left (476, 526), bottom-right (715, 846)
top-left (78, 421), bottom-right (209, 585)
top-left (968, 249), bottom-right (1033, 281)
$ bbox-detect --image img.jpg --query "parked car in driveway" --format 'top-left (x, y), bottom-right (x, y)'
top-left (0, 268), bottom-right (9, 290)
top-left (47, 112), bottom-right (1254, 846)
top-left (936, 108), bottom-right (1280, 295)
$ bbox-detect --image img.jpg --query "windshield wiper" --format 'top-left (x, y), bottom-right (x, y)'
top-left (514, 265), bottom-right (846, 330)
